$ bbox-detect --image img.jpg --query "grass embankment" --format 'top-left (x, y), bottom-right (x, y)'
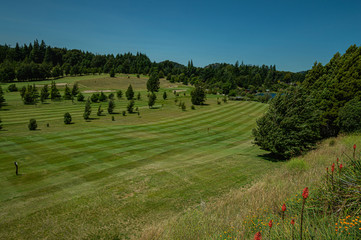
top-left (140, 135), bottom-right (361, 239)
top-left (0, 75), bottom-right (279, 239)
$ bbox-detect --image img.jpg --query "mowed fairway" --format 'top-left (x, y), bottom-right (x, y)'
top-left (0, 76), bottom-right (280, 239)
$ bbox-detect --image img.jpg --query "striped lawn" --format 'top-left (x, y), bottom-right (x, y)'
top-left (0, 90), bottom-right (280, 239)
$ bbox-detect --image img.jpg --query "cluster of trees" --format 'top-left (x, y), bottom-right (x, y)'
top-left (253, 45), bottom-right (361, 159)
top-left (0, 40), bottom-right (305, 95)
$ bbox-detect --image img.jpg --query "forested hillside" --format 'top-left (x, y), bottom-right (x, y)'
top-left (0, 40), bottom-right (305, 94)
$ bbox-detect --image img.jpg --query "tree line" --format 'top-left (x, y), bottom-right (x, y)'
top-left (253, 45), bottom-right (361, 159)
top-left (0, 40), bottom-right (305, 94)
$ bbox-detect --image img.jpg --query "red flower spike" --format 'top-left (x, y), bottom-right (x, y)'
top-left (331, 163), bottom-right (335, 173)
top-left (291, 219), bottom-right (295, 225)
top-left (254, 231), bottom-right (262, 240)
top-left (282, 203), bottom-right (286, 212)
top-left (339, 164), bottom-right (343, 170)
top-left (302, 187), bottom-right (309, 199)
top-left (354, 144), bottom-right (356, 150)
top-left (268, 220), bottom-right (273, 228)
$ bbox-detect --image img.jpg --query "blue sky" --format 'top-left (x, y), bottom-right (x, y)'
top-left (0, 0), bottom-right (360, 72)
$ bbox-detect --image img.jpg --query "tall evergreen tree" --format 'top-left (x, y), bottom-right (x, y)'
top-left (126, 84), bottom-right (134, 100)
top-left (40, 84), bottom-right (49, 103)
top-left (64, 84), bottom-right (72, 100)
top-left (72, 82), bottom-right (79, 96)
top-left (83, 98), bottom-right (92, 120)
top-left (50, 81), bottom-right (61, 100)
top-left (148, 92), bottom-right (157, 108)
top-left (108, 100), bottom-right (115, 114)
top-left (147, 72), bottom-right (160, 92)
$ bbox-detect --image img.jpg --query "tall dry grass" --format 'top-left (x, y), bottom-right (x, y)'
top-left (138, 136), bottom-right (351, 239)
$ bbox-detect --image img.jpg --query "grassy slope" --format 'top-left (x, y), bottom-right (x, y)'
top-left (141, 135), bottom-right (360, 239)
top-left (0, 75), bottom-right (278, 239)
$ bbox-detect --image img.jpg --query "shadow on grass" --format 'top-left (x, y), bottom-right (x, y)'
top-left (258, 152), bottom-right (287, 162)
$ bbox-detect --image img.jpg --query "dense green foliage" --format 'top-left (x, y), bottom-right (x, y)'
top-left (146, 72), bottom-right (160, 92)
top-left (148, 92), bottom-right (156, 108)
top-left (0, 40), bottom-right (305, 95)
top-left (28, 119), bottom-right (37, 130)
top-left (338, 97), bottom-right (361, 133)
top-left (64, 112), bottom-right (72, 124)
top-left (83, 99), bottom-right (91, 120)
top-left (126, 84), bottom-right (134, 100)
top-left (191, 86), bottom-right (206, 105)
top-left (107, 100), bottom-right (115, 114)
top-left (303, 45), bottom-right (361, 137)
top-left (253, 87), bottom-right (321, 159)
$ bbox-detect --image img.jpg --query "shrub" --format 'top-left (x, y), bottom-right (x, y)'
top-left (91, 93), bottom-right (100, 103)
top-left (191, 86), bottom-right (206, 105)
top-left (64, 112), bottom-right (72, 124)
top-left (116, 90), bottom-right (123, 99)
top-left (28, 119), bottom-right (37, 130)
top-left (77, 92), bottom-right (85, 101)
top-left (7, 84), bottom-right (17, 92)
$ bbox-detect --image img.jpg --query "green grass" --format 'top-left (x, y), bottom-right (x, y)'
top-left (0, 76), bottom-right (279, 239)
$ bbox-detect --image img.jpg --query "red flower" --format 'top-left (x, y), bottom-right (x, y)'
top-left (291, 219), bottom-right (295, 225)
top-left (268, 220), bottom-right (273, 228)
top-left (254, 231), bottom-right (262, 240)
top-left (282, 203), bottom-right (286, 212)
top-left (302, 187), bottom-right (309, 199)
top-left (354, 144), bottom-right (356, 150)
top-left (331, 163), bottom-right (335, 173)
top-left (339, 164), bottom-right (343, 170)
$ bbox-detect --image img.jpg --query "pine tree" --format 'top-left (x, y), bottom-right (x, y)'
top-left (0, 86), bottom-right (5, 108)
top-left (126, 84), bottom-right (134, 100)
top-left (146, 72), bottom-right (160, 92)
top-left (50, 81), bottom-right (61, 100)
top-left (40, 84), bottom-right (49, 103)
top-left (127, 100), bottom-right (135, 113)
top-left (97, 105), bottom-right (103, 116)
top-left (83, 99), bottom-right (92, 120)
top-left (64, 84), bottom-right (72, 100)
top-left (163, 91), bottom-right (167, 100)
top-left (148, 92), bottom-right (157, 108)
top-left (64, 112), bottom-right (72, 124)
top-left (108, 100), bottom-right (115, 114)
top-left (72, 82), bottom-right (79, 97)
top-left (191, 86), bottom-right (206, 105)
top-left (116, 90), bottom-right (123, 99)
top-left (28, 119), bottom-right (37, 130)
top-left (77, 92), bottom-right (84, 101)
top-left (99, 91), bottom-right (107, 102)
top-left (137, 92), bottom-right (141, 100)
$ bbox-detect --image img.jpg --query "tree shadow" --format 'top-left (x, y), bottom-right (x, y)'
top-left (258, 153), bottom-right (287, 162)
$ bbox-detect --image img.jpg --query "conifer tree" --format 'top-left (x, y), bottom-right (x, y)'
top-left (126, 84), bottom-right (134, 100)
top-left (163, 91), bottom-right (167, 100)
top-left (40, 84), bottom-right (49, 103)
top-left (116, 90), bottom-right (123, 99)
top-left (148, 92), bottom-right (157, 108)
top-left (0, 86), bottom-right (5, 108)
top-left (97, 105), bottom-right (103, 116)
top-left (127, 100), bottom-right (135, 113)
top-left (64, 84), bottom-right (72, 100)
top-left (146, 72), bottom-right (160, 92)
top-left (50, 81), bottom-right (61, 100)
top-left (108, 100), bottom-right (115, 114)
top-left (72, 82), bottom-right (79, 96)
top-left (83, 98), bottom-right (92, 120)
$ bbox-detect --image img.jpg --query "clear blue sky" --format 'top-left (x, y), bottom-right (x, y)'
top-left (1, 0), bottom-right (360, 72)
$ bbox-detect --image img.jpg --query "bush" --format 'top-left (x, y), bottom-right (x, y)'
top-left (77, 93), bottom-right (85, 101)
top-left (253, 87), bottom-right (321, 159)
top-left (91, 93), bottom-right (100, 103)
top-left (28, 119), bottom-right (37, 130)
top-left (191, 86), bottom-right (206, 105)
top-left (8, 84), bottom-right (17, 92)
top-left (64, 112), bottom-right (72, 124)
top-left (338, 97), bottom-right (361, 133)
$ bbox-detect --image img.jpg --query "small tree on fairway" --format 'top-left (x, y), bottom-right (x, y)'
top-left (50, 81), bottom-right (61, 100)
top-left (77, 92), bottom-right (85, 101)
top-left (148, 92), bottom-right (156, 108)
top-left (91, 93), bottom-right (100, 103)
top-left (137, 92), bottom-right (141, 100)
top-left (28, 119), bottom-right (37, 130)
top-left (99, 91), bottom-right (107, 102)
top-left (20, 86), bottom-right (26, 99)
top-left (116, 90), bottom-right (123, 99)
top-left (191, 86), bottom-right (206, 105)
top-left (108, 93), bottom-right (114, 100)
top-left (64, 112), bottom-right (72, 124)
top-left (146, 72), bottom-right (160, 92)
top-left (126, 84), bottom-right (134, 100)
top-left (127, 100), bottom-right (135, 113)
top-left (64, 84), bottom-right (72, 100)
top-left (72, 82), bottom-right (79, 97)
top-left (122, 111), bottom-right (126, 116)
top-left (40, 84), bottom-right (49, 103)
top-left (163, 91), bottom-right (167, 100)
top-left (7, 84), bottom-right (17, 92)
top-left (108, 100), bottom-right (115, 114)
top-left (0, 86), bottom-right (5, 108)
top-left (83, 98), bottom-right (92, 120)
top-left (97, 105), bottom-right (103, 116)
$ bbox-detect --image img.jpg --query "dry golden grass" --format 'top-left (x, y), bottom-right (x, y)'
top-left (138, 136), bottom-right (352, 240)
